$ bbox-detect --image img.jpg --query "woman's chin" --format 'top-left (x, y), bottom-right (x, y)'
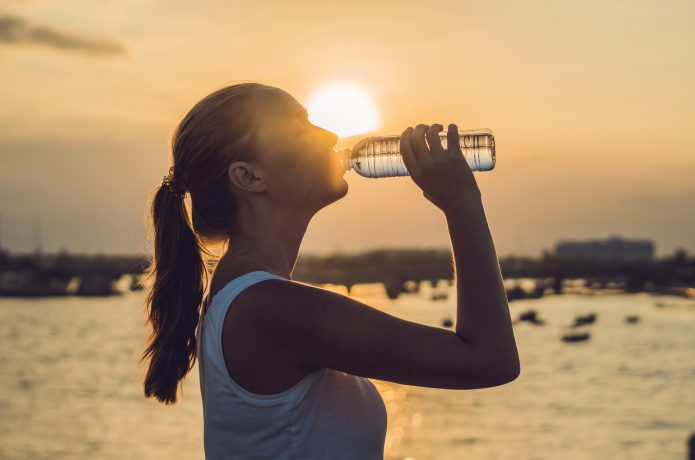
top-left (330, 177), bottom-right (349, 200)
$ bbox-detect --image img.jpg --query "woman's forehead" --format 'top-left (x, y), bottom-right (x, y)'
top-left (254, 89), bottom-right (306, 119)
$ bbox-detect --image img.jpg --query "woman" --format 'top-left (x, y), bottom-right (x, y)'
top-left (140, 82), bottom-right (520, 459)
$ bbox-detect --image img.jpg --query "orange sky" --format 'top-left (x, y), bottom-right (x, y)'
top-left (1, 0), bottom-right (693, 257)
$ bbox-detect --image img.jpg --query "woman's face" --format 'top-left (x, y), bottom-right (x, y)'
top-left (248, 88), bottom-right (348, 210)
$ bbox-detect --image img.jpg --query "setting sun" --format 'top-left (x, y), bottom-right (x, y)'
top-left (305, 82), bottom-right (380, 138)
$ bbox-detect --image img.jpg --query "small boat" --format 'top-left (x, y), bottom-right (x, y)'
top-left (562, 330), bottom-right (591, 342)
top-left (430, 292), bottom-right (448, 301)
top-left (572, 313), bottom-right (597, 327)
top-left (129, 274), bottom-right (144, 291)
top-left (514, 309), bottom-right (545, 326)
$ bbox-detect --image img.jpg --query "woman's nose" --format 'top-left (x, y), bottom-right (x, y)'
top-left (327, 130), bottom-right (339, 146)
top-left (317, 126), bottom-right (339, 147)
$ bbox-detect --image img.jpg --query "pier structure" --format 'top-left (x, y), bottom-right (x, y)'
top-left (0, 248), bottom-right (693, 298)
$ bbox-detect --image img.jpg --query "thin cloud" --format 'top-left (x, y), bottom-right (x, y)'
top-left (0, 14), bottom-right (126, 56)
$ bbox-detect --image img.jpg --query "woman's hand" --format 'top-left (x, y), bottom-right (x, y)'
top-left (400, 123), bottom-right (482, 215)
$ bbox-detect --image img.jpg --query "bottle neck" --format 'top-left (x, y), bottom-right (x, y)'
top-left (338, 148), bottom-right (352, 172)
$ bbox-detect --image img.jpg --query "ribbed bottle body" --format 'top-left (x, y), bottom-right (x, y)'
top-left (340, 128), bottom-right (495, 178)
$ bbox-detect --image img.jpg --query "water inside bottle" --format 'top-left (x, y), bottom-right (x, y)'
top-left (342, 129), bottom-right (495, 178)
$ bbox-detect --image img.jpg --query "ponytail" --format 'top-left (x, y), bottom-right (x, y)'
top-left (138, 81), bottom-right (266, 404)
top-left (139, 184), bottom-right (211, 404)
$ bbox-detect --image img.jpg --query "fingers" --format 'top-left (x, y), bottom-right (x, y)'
top-left (447, 123), bottom-right (463, 157)
top-left (448, 123), bottom-right (474, 175)
top-left (401, 123), bottom-right (461, 175)
top-left (426, 124), bottom-right (446, 157)
top-left (400, 127), bottom-right (418, 173)
top-left (411, 124), bottom-right (433, 168)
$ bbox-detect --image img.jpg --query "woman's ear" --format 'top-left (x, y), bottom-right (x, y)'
top-left (227, 162), bottom-right (267, 193)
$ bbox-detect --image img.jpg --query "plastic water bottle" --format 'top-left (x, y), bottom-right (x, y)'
top-left (338, 128), bottom-right (495, 178)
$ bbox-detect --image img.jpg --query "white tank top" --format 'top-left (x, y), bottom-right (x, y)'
top-left (195, 270), bottom-right (387, 459)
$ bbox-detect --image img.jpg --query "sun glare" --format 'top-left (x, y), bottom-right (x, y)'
top-left (305, 82), bottom-right (380, 138)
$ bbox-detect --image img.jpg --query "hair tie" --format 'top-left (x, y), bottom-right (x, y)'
top-left (162, 165), bottom-right (187, 198)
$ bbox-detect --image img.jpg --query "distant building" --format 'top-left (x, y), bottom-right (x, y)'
top-left (554, 236), bottom-right (654, 262)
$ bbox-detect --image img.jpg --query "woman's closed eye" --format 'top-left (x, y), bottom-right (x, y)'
top-left (295, 120), bottom-right (312, 134)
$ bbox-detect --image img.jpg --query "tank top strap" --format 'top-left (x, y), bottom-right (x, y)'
top-left (209, 270), bottom-right (287, 343)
